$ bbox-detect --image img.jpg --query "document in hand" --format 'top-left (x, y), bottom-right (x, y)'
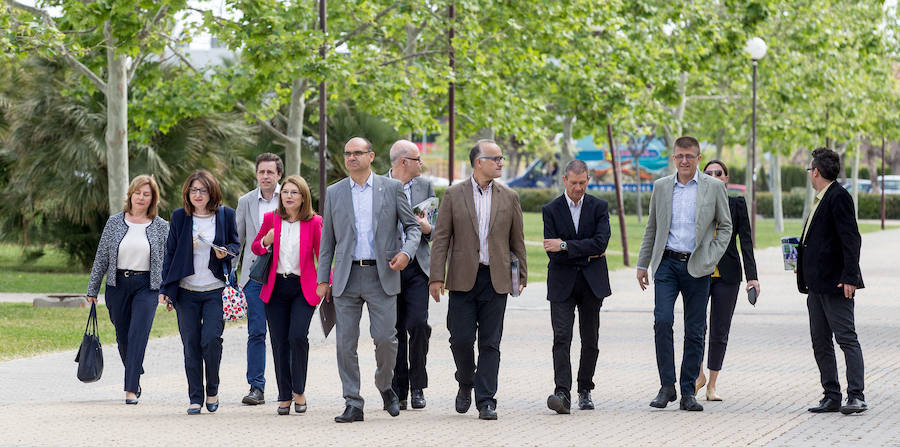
top-left (781, 236), bottom-right (799, 271)
top-left (319, 292), bottom-right (336, 338)
top-left (413, 197), bottom-right (439, 226)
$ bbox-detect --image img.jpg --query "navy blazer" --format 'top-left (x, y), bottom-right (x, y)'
top-left (796, 183), bottom-right (864, 294)
top-left (542, 194), bottom-right (612, 302)
top-left (160, 206), bottom-right (240, 301)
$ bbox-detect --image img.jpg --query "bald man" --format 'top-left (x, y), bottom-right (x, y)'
top-left (384, 140), bottom-right (436, 410)
top-left (317, 137), bottom-right (421, 423)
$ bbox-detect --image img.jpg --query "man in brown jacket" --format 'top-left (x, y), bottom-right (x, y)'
top-left (429, 139), bottom-right (527, 421)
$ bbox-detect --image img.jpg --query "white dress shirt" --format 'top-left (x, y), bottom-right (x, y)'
top-left (257, 183), bottom-right (281, 225)
top-left (180, 214), bottom-right (225, 291)
top-left (471, 177), bottom-right (493, 265)
top-left (666, 170), bottom-right (699, 253)
top-left (277, 218), bottom-right (302, 275)
top-left (388, 169), bottom-right (415, 244)
top-left (351, 172), bottom-right (376, 261)
top-left (117, 220), bottom-right (151, 271)
top-left (565, 191), bottom-right (583, 231)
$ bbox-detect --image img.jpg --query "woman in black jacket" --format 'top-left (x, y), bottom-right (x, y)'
top-left (695, 160), bottom-right (761, 401)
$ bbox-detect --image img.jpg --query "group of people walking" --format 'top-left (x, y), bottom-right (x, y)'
top-left (85, 135), bottom-right (868, 420)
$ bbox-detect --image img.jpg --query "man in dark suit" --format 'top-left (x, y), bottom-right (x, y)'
top-left (797, 147), bottom-right (867, 415)
top-left (542, 160), bottom-right (611, 414)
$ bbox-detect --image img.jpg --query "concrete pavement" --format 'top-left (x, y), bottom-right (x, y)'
top-left (2, 229), bottom-right (900, 446)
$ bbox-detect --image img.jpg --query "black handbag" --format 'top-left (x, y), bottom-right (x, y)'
top-left (74, 302), bottom-right (104, 383)
top-left (249, 251), bottom-right (273, 284)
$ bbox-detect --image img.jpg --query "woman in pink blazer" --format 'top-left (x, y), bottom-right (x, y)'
top-left (252, 175), bottom-right (326, 415)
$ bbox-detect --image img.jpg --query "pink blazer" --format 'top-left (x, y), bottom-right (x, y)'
top-left (252, 212), bottom-right (328, 306)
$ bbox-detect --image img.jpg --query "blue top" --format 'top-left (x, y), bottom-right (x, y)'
top-left (666, 170), bottom-right (698, 253)
top-left (350, 172), bottom-right (376, 260)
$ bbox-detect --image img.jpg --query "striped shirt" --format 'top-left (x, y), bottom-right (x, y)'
top-left (471, 177), bottom-right (493, 265)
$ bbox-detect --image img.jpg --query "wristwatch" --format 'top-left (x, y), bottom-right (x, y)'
top-left (559, 241), bottom-right (568, 251)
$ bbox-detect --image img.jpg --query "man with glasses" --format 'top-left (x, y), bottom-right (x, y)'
top-left (384, 140), bottom-right (436, 410)
top-left (798, 148), bottom-right (866, 415)
top-left (235, 153), bottom-right (283, 405)
top-left (636, 136), bottom-right (732, 412)
top-left (316, 137), bottom-right (421, 423)
top-left (429, 139), bottom-right (527, 420)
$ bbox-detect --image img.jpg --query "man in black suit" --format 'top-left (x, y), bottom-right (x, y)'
top-left (797, 147), bottom-right (867, 415)
top-left (542, 160), bottom-right (611, 414)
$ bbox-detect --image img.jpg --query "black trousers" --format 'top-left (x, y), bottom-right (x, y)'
top-left (175, 288), bottom-right (225, 405)
top-left (550, 271), bottom-right (602, 396)
top-left (392, 261), bottom-right (431, 400)
top-left (265, 275), bottom-right (316, 402)
top-left (104, 271), bottom-right (157, 393)
top-left (807, 291), bottom-right (865, 401)
top-left (706, 279), bottom-right (741, 371)
top-left (448, 265), bottom-right (507, 409)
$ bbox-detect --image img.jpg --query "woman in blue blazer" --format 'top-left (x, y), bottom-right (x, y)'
top-left (159, 170), bottom-right (240, 415)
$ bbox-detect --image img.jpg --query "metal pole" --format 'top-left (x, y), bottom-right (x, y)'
top-left (448, 3), bottom-right (455, 185)
top-left (882, 136), bottom-right (886, 230)
top-left (318, 0), bottom-right (327, 212)
top-left (750, 59), bottom-right (758, 243)
top-left (607, 124), bottom-right (629, 266)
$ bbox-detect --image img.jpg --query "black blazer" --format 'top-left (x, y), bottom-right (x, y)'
top-left (796, 183), bottom-right (864, 294)
top-left (714, 196), bottom-right (758, 284)
top-left (542, 194), bottom-right (612, 302)
top-left (160, 206), bottom-right (240, 301)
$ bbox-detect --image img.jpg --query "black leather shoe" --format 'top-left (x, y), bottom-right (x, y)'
top-left (679, 394), bottom-right (704, 411)
top-left (547, 391), bottom-right (571, 414)
top-left (125, 399), bottom-right (139, 405)
top-left (808, 397), bottom-right (841, 413)
top-left (187, 405), bottom-right (201, 415)
top-left (206, 396), bottom-right (219, 413)
top-left (456, 386), bottom-right (473, 414)
top-left (410, 389), bottom-right (426, 409)
top-left (242, 387), bottom-right (265, 405)
top-left (578, 390), bottom-right (594, 410)
top-left (649, 385), bottom-right (677, 408)
top-left (478, 403), bottom-right (498, 420)
top-left (277, 405), bottom-right (290, 416)
top-left (136, 387), bottom-right (142, 399)
top-left (334, 405), bottom-right (364, 423)
top-left (399, 399), bottom-right (408, 410)
top-left (381, 389), bottom-right (400, 417)
top-left (840, 398), bottom-right (868, 415)
top-left (295, 402), bottom-right (307, 413)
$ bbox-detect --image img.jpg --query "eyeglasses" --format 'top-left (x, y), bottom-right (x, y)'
top-left (189, 188), bottom-right (209, 196)
top-left (479, 155), bottom-right (505, 163)
top-left (281, 190), bottom-right (302, 197)
top-left (404, 157), bottom-right (422, 164)
top-left (673, 154), bottom-right (698, 161)
top-left (806, 167), bottom-right (815, 172)
top-left (705, 170), bottom-right (724, 177)
top-left (344, 150), bottom-right (372, 158)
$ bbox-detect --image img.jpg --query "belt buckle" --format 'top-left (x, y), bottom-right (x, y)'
top-left (123, 270), bottom-right (131, 278)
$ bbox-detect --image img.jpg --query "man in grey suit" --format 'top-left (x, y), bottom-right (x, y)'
top-left (235, 152), bottom-right (283, 405)
top-left (385, 140), bottom-right (435, 411)
top-left (316, 137), bottom-right (421, 423)
top-left (636, 136), bottom-right (732, 412)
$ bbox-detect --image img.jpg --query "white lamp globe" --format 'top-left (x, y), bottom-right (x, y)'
top-left (745, 37), bottom-right (768, 60)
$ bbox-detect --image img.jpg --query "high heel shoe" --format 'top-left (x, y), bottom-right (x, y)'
top-left (277, 405), bottom-right (291, 415)
top-left (206, 396), bottom-right (219, 413)
top-left (295, 401), bottom-right (307, 413)
top-left (706, 388), bottom-right (722, 401)
top-left (695, 371), bottom-right (707, 394)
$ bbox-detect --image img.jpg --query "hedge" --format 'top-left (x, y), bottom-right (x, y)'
top-left (437, 186), bottom-right (900, 219)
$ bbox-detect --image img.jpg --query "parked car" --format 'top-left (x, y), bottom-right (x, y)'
top-left (839, 178), bottom-right (872, 194)
top-left (727, 184), bottom-right (746, 194)
top-left (875, 175), bottom-right (900, 194)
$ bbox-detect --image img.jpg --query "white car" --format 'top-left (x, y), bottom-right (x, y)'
top-left (875, 175), bottom-right (900, 194)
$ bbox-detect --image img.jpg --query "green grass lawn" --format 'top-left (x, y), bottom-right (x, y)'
top-left (0, 303), bottom-right (182, 361)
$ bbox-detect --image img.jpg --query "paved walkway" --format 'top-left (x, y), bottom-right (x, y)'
top-left (2, 229), bottom-right (900, 446)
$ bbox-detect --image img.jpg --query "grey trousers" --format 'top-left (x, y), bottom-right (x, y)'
top-left (334, 264), bottom-right (399, 409)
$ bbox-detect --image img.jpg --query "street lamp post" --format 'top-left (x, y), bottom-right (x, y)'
top-left (745, 37), bottom-right (767, 243)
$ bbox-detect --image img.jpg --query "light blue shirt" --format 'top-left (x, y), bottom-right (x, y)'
top-left (387, 169), bottom-right (414, 245)
top-left (351, 171), bottom-right (376, 260)
top-left (665, 170), bottom-right (699, 253)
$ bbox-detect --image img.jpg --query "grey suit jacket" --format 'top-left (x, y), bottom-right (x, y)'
top-left (384, 172), bottom-right (435, 278)
top-left (637, 171), bottom-right (733, 278)
top-left (317, 174), bottom-right (422, 297)
top-left (236, 187), bottom-right (277, 287)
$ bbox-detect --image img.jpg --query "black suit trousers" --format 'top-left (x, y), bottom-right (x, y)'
top-left (550, 271), bottom-right (602, 396)
top-left (807, 291), bottom-right (865, 401)
top-left (392, 261), bottom-right (432, 399)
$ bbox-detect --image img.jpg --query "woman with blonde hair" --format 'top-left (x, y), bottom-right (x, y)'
top-left (252, 175), bottom-right (328, 415)
top-left (86, 174), bottom-right (169, 404)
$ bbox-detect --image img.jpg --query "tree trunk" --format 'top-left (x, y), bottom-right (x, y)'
top-left (715, 128), bottom-right (725, 161)
top-left (285, 78), bottom-right (307, 176)
top-left (559, 116), bottom-right (575, 190)
top-left (745, 129), bottom-right (754, 218)
top-left (105, 22), bottom-right (129, 215)
top-left (803, 149), bottom-right (815, 221)
top-left (770, 150), bottom-right (783, 232)
top-left (851, 140), bottom-right (860, 218)
top-left (864, 136), bottom-right (880, 194)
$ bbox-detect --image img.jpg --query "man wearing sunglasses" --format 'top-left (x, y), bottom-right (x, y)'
top-left (637, 136), bottom-right (732, 412)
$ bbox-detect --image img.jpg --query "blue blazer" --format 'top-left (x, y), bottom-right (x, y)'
top-left (160, 206), bottom-right (240, 301)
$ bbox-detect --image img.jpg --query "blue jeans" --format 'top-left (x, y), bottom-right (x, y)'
top-left (653, 257), bottom-right (710, 397)
top-left (243, 280), bottom-right (266, 391)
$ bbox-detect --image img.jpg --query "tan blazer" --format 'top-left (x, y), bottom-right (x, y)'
top-left (430, 178), bottom-right (527, 294)
top-left (637, 171), bottom-right (733, 278)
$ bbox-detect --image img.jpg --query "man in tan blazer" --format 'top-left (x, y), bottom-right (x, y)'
top-left (429, 139), bottom-right (527, 421)
top-left (636, 136), bottom-right (732, 412)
